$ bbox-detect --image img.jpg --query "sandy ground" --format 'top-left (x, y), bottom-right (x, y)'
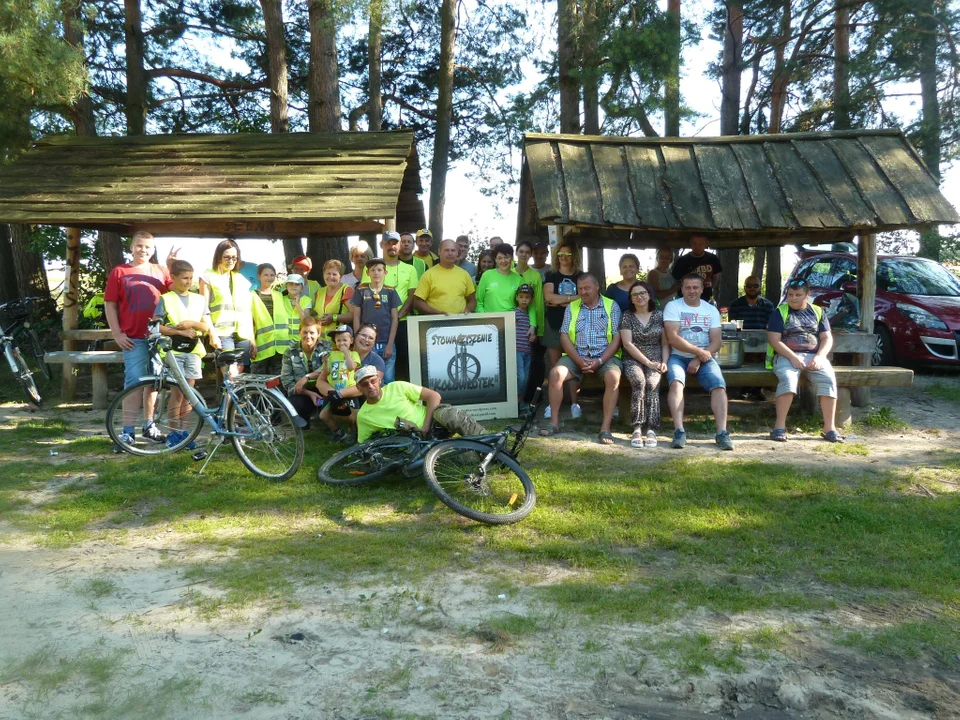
top-left (1, 374), bottom-right (959, 719)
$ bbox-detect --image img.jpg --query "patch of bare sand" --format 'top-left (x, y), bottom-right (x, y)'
top-left (2, 378), bottom-right (960, 718)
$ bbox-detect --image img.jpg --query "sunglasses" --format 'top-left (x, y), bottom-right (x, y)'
top-left (556, 252), bottom-right (573, 258)
top-left (745, 283), bottom-right (760, 289)
top-left (786, 279), bottom-right (809, 288)
top-left (222, 255), bottom-right (238, 262)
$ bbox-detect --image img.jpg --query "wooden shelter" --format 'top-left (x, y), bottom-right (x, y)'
top-left (0, 130), bottom-right (423, 405)
top-left (517, 129), bottom-right (959, 248)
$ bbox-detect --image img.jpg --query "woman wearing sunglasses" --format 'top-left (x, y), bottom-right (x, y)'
top-left (543, 243), bottom-right (582, 377)
top-left (199, 239), bottom-right (256, 374)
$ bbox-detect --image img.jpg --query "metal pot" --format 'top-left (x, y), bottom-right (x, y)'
top-left (716, 338), bottom-right (744, 369)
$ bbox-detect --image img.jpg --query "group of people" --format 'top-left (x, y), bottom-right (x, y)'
top-left (104, 229), bottom-right (843, 452)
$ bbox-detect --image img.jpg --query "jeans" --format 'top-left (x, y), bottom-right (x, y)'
top-left (667, 354), bottom-right (726, 392)
top-left (374, 342), bottom-right (397, 384)
top-left (516, 352), bottom-right (532, 398)
top-left (122, 339), bottom-right (159, 388)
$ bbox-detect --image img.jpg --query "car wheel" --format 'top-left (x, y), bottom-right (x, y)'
top-left (872, 325), bottom-right (895, 366)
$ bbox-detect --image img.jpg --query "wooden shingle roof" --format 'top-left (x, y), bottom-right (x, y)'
top-left (518, 130), bottom-right (959, 247)
top-left (0, 130), bottom-right (423, 237)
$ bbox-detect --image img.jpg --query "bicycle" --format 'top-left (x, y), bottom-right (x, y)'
top-left (317, 389), bottom-right (541, 525)
top-left (105, 332), bottom-right (306, 481)
top-left (0, 296), bottom-right (52, 405)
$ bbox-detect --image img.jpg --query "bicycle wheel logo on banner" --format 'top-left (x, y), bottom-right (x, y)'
top-left (422, 320), bottom-right (507, 406)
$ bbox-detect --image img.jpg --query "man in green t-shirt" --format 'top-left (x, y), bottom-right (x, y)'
top-left (354, 365), bottom-right (486, 442)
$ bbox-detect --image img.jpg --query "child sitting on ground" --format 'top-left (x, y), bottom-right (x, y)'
top-left (514, 283), bottom-right (537, 414)
top-left (152, 260), bottom-right (220, 449)
top-left (319, 324), bottom-right (361, 443)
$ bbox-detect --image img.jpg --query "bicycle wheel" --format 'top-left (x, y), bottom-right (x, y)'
top-left (226, 387), bottom-right (304, 481)
top-left (6, 344), bottom-right (42, 405)
top-left (106, 378), bottom-right (204, 456)
top-left (24, 328), bottom-right (50, 381)
top-left (317, 436), bottom-right (417, 486)
top-left (423, 439), bottom-right (536, 525)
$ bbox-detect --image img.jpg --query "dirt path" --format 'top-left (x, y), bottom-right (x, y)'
top-left (1, 375), bottom-right (959, 719)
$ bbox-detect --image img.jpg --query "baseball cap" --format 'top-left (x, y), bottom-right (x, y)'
top-left (355, 365), bottom-right (379, 384)
top-left (291, 255), bottom-right (312, 272)
top-left (285, 273), bottom-right (306, 286)
top-left (383, 231), bottom-right (401, 243)
top-left (516, 283), bottom-right (534, 296)
top-left (416, 228), bottom-right (433, 239)
top-left (328, 324), bottom-right (354, 338)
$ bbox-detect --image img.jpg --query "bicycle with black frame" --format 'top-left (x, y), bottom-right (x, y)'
top-left (0, 296), bottom-right (51, 405)
top-left (317, 389), bottom-right (541, 524)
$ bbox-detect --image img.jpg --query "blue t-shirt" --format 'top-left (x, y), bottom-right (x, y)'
top-left (236, 261), bottom-right (261, 289)
top-left (767, 304), bottom-right (831, 354)
top-left (360, 349), bottom-right (386, 374)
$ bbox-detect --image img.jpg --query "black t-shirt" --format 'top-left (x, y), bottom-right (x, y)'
top-left (544, 270), bottom-right (582, 329)
top-left (672, 251), bottom-right (723, 300)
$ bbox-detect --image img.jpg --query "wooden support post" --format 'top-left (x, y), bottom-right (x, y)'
top-left (852, 232), bottom-right (876, 407)
top-left (62, 227), bottom-right (82, 401)
top-left (383, 217), bottom-right (396, 232)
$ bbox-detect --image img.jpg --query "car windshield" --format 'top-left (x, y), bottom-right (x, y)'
top-left (878, 259), bottom-right (960, 296)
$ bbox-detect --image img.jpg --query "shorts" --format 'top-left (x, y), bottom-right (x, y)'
top-left (220, 334), bottom-right (251, 367)
top-left (773, 353), bottom-right (837, 398)
top-left (172, 352), bottom-right (202, 381)
top-left (554, 355), bottom-right (622, 383)
top-left (122, 338), bottom-right (160, 388)
top-left (542, 322), bottom-right (563, 349)
top-left (667, 354), bottom-right (726, 392)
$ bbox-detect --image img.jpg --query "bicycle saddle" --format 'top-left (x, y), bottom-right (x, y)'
top-left (216, 350), bottom-right (244, 367)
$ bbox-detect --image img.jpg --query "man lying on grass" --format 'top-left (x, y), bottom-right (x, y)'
top-left (353, 365), bottom-right (486, 443)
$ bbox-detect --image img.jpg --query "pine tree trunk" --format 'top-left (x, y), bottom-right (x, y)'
top-left (664, 0), bottom-right (681, 136)
top-left (765, 246), bottom-right (781, 303)
top-left (768, 1), bottom-right (791, 135)
top-left (558, 0), bottom-right (580, 134)
top-left (368, 0), bottom-right (383, 132)
top-left (716, 0), bottom-right (743, 308)
top-left (0, 226), bottom-right (18, 303)
top-left (63, 0), bottom-right (96, 137)
top-left (428, 0), bottom-right (457, 245)
top-left (260, 0), bottom-right (289, 134)
top-left (751, 247), bottom-right (765, 288)
top-left (833, 1), bottom-right (851, 130)
top-left (98, 231), bottom-right (125, 271)
top-left (917, 0), bottom-right (941, 260)
top-left (581, 0), bottom-right (605, 284)
top-left (282, 239), bottom-right (303, 269)
top-left (123, 0), bottom-right (147, 135)
top-left (10, 225), bottom-right (50, 298)
top-left (307, 0), bottom-right (349, 276)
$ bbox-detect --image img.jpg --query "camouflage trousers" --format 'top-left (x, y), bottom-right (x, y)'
top-left (433, 404), bottom-right (487, 438)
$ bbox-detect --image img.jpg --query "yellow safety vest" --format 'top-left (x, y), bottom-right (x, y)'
top-left (204, 270), bottom-right (254, 340)
top-left (314, 284), bottom-right (350, 336)
top-left (566, 296), bottom-right (621, 359)
top-left (160, 291), bottom-right (208, 357)
top-left (252, 290), bottom-right (290, 362)
top-left (283, 294), bottom-right (311, 342)
top-left (765, 302), bottom-right (824, 369)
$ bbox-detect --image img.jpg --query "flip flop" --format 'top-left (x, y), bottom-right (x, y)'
top-left (821, 430), bottom-right (845, 443)
top-left (540, 424), bottom-right (561, 437)
top-left (598, 431), bottom-right (614, 445)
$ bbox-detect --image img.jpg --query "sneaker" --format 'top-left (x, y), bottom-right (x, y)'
top-left (570, 403), bottom-right (583, 419)
top-left (670, 429), bottom-right (687, 449)
top-left (716, 430), bottom-right (735, 451)
top-left (142, 423), bottom-right (166, 444)
top-left (645, 430), bottom-right (658, 448)
top-left (113, 432), bottom-right (134, 454)
top-left (543, 406), bottom-right (552, 420)
top-left (166, 430), bottom-right (184, 448)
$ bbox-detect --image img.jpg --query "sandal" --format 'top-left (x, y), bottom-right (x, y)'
top-left (540, 424), bottom-right (561, 437)
top-left (631, 430), bottom-right (644, 448)
top-left (770, 428), bottom-right (788, 442)
top-left (821, 430), bottom-right (845, 443)
top-left (598, 431), bottom-right (614, 445)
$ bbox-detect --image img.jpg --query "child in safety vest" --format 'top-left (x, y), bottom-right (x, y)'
top-left (250, 263), bottom-right (289, 375)
top-left (319, 324), bottom-right (360, 443)
top-left (152, 260), bottom-right (220, 449)
top-left (283, 273), bottom-right (313, 343)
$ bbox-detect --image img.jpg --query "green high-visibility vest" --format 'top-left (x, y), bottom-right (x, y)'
top-left (765, 302), bottom-right (824, 369)
top-left (565, 296), bottom-right (621, 359)
top-left (204, 270), bottom-right (254, 339)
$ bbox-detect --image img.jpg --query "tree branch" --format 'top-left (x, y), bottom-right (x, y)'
top-left (146, 67), bottom-right (266, 91)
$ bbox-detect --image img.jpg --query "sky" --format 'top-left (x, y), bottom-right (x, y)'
top-left (144, 1), bottom-right (960, 287)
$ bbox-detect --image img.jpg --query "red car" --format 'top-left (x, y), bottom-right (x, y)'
top-left (784, 252), bottom-right (960, 367)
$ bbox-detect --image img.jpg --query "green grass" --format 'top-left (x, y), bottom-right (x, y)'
top-left (649, 632), bottom-right (746, 675)
top-left (814, 442), bottom-right (869, 456)
top-left (840, 617), bottom-right (960, 666)
top-left (857, 407), bottom-right (909, 432)
top-left (925, 381), bottom-right (960, 405)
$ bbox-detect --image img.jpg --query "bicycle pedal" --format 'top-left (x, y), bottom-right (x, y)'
top-left (191, 450), bottom-right (208, 461)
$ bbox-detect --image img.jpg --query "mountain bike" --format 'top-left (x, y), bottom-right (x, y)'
top-left (0, 296), bottom-right (51, 405)
top-left (105, 333), bottom-right (306, 481)
top-left (317, 390), bottom-right (541, 524)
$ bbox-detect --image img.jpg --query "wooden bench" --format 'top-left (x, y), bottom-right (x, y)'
top-left (44, 351), bottom-right (125, 410)
top-left (579, 362), bottom-right (912, 427)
